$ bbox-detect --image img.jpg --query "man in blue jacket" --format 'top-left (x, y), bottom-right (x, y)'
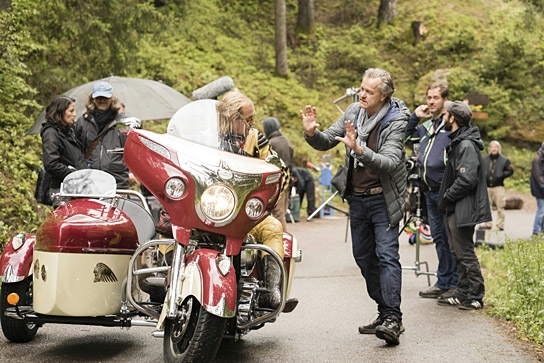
top-left (405, 83), bottom-right (458, 299)
top-left (300, 68), bottom-right (409, 345)
top-left (437, 100), bottom-right (491, 310)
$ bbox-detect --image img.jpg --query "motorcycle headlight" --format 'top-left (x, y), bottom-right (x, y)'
top-left (200, 184), bottom-right (236, 222)
top-left (245, 198), bottom-right (264, 219)
top-left (165, 177), bottom-right (186, 200)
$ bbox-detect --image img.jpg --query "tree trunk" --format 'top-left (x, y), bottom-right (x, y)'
top-left (296, 0), bottom-right (315, 35)
top-left (0, 0), bottom-right (11, 12)
top-left (377, 0), bottom-right (397, 28)
top-left (275, 0), bottom-right (288, 78)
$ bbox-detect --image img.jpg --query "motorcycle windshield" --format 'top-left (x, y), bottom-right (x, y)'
top-left (167, 99), bottom-right (252, 153)
top-left (60, 169), bottom-right (117, 197)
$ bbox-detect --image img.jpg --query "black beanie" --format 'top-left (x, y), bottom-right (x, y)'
top-left (262, 117), bottom-right (281, 137)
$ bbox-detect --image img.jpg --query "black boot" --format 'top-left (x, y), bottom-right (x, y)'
top-left (259, 255), bottom-right (282, 309)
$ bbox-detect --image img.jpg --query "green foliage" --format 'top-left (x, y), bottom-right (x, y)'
top-left (479, 236), bottom-right (544, 344)
top-left (17, 0), bottom-right (166, 105)
top-left (501, 145), bottom-right (534, 194)
top-left (0, 0), bottom-right (543, 347)
top-left (0, 9), bottom-right (44, 247)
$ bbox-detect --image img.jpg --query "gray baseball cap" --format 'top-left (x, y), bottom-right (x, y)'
top-left (445, 100), bottom-right (472, 126)
top-left (92, 81), bottom-right (113, 98)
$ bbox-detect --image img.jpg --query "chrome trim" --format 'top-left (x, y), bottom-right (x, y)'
top-left (139, 135), bottom-right (170, 159)
top-left (166, 242), bottom-right (185, 319)
top-left (295, 249), bottom-right (303, 263)
top-left (1, 264), bottom-right (25, 283)
top-left (204, 293), bottom-right (235, 318)
top-left (126, 239), bottom-right (176, 319)
top-left (181, 160), bottom-right (263, 227)
top-left (151, 330), bottom-right (165, 338)
top-left (130, 320), bottom-right (159, 327)
top-left (237, 244), bottom-right (286, 330)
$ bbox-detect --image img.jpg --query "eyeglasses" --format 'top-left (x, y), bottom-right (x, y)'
top-left (244, 114), bottom-right (254, 124)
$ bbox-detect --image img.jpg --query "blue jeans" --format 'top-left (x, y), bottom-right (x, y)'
top-left (533, 198), bottom-right (544, 235)
top-left (425, 191), bottom-right (458, 290)
top-left (348, 194), bottom-right (402, 320)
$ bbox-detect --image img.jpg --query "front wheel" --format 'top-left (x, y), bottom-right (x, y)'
top-left (0, 276), bottom-right (38, 342)
top-left (163, 296), bottom-right (226, 363)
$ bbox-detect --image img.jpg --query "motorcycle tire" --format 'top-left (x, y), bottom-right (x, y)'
top-left (163, 296), bottom-right (226, 363)
top-left (0, 276), bottom-right (39, 342)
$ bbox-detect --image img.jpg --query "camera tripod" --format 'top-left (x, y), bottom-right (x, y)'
top-left (400, 169), bottom-right (435, 286)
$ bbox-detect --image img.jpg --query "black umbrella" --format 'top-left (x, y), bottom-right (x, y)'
top-left (27, 76), bottom-right (191, 135)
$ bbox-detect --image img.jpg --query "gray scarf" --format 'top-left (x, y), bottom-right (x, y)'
top-left (353, 101), bottom-right (391, 167)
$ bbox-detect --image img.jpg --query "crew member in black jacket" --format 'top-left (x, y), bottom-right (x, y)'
top-left (482, 140), bottom-right (513, 230)
top-left (437, 101), bottom-right (491, 310)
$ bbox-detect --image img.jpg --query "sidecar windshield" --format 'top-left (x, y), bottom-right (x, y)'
top-left (167, 99), bottom-right (251, 151)
top-left (60, 169), bottom-right (117, 197)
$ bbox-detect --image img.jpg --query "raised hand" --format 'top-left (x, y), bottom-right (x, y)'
top-left (299, 105), bottom-right (320, 137)
top-left (335, 121), bottom-right (362, 155)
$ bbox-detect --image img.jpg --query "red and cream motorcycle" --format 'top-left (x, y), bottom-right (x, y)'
top-left (0, 99), bottom-right (302, 362)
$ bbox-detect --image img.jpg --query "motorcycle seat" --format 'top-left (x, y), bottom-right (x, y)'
top-left (102, 197), bottom-right (157, 243)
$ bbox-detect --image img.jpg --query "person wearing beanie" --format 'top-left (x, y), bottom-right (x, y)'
top-left (437, 100), bottom-right (491, 310)
top-left (530, 142), bottom-right (544, 235)
top-left (262, 117), bottom-right (294, 231)
top-left (482, 140), bottom-right (513, 230)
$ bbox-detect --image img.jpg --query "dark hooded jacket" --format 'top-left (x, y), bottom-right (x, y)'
top-left (262, 117), bottom-right (294, 170)
top-left (40, 122), bottom-right (87, 189)
top-left (75, 108), bottom-right (129, 188)
top-left (438, 126), bottom-right (491, 227)
top-left (530, 146), bottom-right (544, 199)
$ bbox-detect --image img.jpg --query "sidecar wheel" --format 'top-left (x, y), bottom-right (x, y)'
top-left (163, 296), bottom-right (226, 363)
top-left (0, 277), bottom-right (38, 342)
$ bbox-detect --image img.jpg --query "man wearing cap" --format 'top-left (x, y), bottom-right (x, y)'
top-left (75, 81), bottom-right (131, 189)
top-left (437, 100), bottom-right (491, 310)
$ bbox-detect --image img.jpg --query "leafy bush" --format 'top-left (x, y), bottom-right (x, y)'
top-left (479, 236), bottom-right (544, 344)
top-left (0, 10), bottom-right (44, 247)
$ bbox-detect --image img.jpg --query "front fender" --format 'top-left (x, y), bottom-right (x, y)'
top-left (0, 233), bottom-right (35, 283)
top-left (178, 249), bottom-right (237, 318)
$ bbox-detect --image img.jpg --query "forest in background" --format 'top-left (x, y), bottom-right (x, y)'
top-left (2, 0), bottom-right (544, 350)
top-left (1, 0), bottom-right (544, 242)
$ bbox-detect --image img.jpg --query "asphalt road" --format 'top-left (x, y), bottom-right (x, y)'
top-left (0, 192), bottom-right (539, 362)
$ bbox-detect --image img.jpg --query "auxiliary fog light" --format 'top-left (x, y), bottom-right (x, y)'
top-left (200, 184), bottom-right (235, 221)
top-left (245, 198), bottom-right (264, 219)
top-left (12, 233), bottom-right (25, 251)
top-left (216, 254), bottom-right (231, 276)
top-left (165, 177), bottom-right (186, 200)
